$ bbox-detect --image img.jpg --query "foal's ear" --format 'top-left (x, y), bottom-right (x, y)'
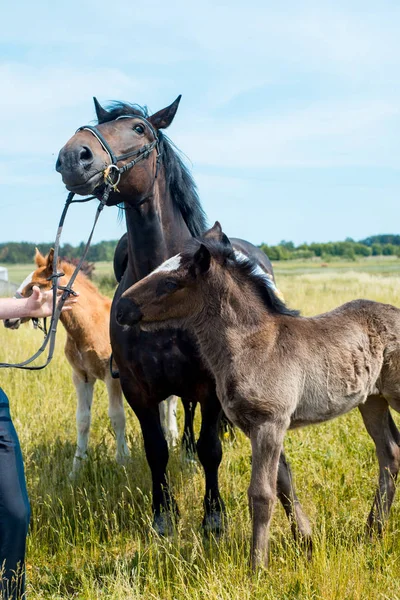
top-left (46, 249), bottom-right (59, 273)
top-left (203, 222), bottom-right (232, 251)
top-left (35, 248), bottom-right (46, 267)
top-left (148, 96), bottom-right (182, 130)
top-left (191, 243), bottom-right (211, 275)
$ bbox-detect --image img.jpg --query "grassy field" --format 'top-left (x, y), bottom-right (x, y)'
top-left (2, 257), bottom-right (400, 599)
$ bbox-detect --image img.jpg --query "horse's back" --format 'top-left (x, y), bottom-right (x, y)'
top-left (231, 238), bottom-right (274, 278)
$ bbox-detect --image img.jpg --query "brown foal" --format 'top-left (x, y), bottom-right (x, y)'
top-left (116, 222), bottom-right (400, 569)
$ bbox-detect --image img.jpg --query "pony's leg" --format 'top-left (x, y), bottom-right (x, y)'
top-left (181, 397), bottom-right (197, 457)
top-left (159, 396), bottom-right (179, 448)
top-left (197, 393), bottom-right (225, 535)
top-left (248, 421), bottom-right (286, 569)
top-left (277, 451), bottom-right (312, 556)
top-left (105, 376), bottom-right (130, 464)
top-left (70, 372), bottom-right (95, 478)
top-left (132, 399), bottom-right (178, 535)
top-left (359, 395), bottom-right (400, 534)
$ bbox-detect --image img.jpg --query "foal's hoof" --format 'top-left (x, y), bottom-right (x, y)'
top-left (202, 511), bottom-right (226, 538)
top-left (152, 513), bottom-right (176, 537)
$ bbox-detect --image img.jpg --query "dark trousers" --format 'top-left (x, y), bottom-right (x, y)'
top-left (0, 389), bottom-right (30, 599)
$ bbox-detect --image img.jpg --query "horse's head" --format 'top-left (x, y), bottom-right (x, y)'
top-left (3, 249), bottom-right (61, 330)
top-left (56, 96), bottom-right (181, 202)
top-left (116, 222), bottom-right (233, 328)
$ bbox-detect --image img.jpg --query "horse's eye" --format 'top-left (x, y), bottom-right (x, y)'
top-left (134, 124), bottom-right (145, 134)
top-left (164, 279), bottom-right (178, 292)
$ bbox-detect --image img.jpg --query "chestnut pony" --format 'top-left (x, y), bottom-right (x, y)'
top-left (4, 251), bottom-right (180, 476)
top-left (117, 222), bottom-right (400, 568)
top-left (56, 97), bottom-right (310, 542)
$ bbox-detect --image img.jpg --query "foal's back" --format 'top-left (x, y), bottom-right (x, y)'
top-left (273, 299), bottom-right (400, 427)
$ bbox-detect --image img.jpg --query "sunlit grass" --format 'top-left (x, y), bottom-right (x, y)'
top-left (1, 261), bottom-right (400, 598)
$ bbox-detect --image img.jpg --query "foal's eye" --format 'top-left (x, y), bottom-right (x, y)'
top-left (164, 279), bottom-right (178, 292)
top-left (134, 124), bottom-right (145, 134)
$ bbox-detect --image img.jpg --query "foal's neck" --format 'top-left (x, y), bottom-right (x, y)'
top-left (190, 283), bottom-right (272, 378)
top-left (123, 175), bottom-right (191, 282)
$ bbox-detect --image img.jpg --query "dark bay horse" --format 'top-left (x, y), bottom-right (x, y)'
top-left (117, 222), bottom-right (400, 568)
top-left (56, 97), bottom-right (311, 543)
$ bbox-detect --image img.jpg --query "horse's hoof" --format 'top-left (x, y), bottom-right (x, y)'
top-left (202, 511), bottom-right (226, 538)
top-left (152, 513), bottom-right (175, 537)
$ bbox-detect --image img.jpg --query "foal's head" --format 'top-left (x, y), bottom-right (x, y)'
top-left (56, 96), bottom-right (181, 200)
top-left (3, 249), bottom-right (72, 330)
top-left (116, 222), bottom-right (297, 328)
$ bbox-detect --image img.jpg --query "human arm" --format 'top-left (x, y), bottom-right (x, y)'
top-left (0, 286), bottom-right (79, 320)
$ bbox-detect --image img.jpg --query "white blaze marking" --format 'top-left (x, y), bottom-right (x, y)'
top-left (152, 254), bottom-right (182, 274)
top-left (15, 271), bottom-right (34, 298)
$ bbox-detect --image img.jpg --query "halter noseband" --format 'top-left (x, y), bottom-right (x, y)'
top-left (76, 115), bottom-right (160, 191)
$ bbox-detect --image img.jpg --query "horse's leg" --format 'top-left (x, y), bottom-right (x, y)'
top-left (159, 396), bottom-right (179, 448)
top-left (132, 398), bottom-right (178, 535)
top-left (197, 393), bottom-right (225, 535)
top-left (248, 421), bottom-right (286, 569)
top-left (105, 375), bottom-right (130, 464)
top-left (359, 395), bottom-right (400, 535)
top-left (70, 371), bottom-right (95, 478)
top-left (277, 451), bottom-right (312, 557)
top-left (181, 397), bottom-right (197, 457)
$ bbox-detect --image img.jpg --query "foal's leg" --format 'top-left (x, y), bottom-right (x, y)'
top-left (159, 396), bottom-right (179, 448)
top-left (70, 371), bottom-right (95, 478)
top-left (277, 451), bottom-right (312, 556)
top-left (248, 421), bottom-right (286, 569)
top-left (197, 393), bottom-right (225, 535)
top-left (105, 376), bottom-right (130, 464)
top-left (359, 395), bottom-right (400, 534)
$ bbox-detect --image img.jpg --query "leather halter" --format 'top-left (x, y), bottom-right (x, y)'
top-left (0, 114), bottom-right (160, 370)
top-left (76, 114), bottom-right (161, 191)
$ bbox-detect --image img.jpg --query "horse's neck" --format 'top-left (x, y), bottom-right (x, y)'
top-left (123, 179), bottom-right (191, 281)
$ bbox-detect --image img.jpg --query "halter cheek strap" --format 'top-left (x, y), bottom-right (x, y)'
top-left (76, 115), bottom-right (161, 190)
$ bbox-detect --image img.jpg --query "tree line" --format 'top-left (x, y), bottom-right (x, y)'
top-left (260, 235), bottom-right (400, 261)
top-left (0, 235), bottom-right (400, 264)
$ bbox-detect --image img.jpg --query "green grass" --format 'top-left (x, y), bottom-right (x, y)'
top-left (2, 260), bottom-right (400, 598)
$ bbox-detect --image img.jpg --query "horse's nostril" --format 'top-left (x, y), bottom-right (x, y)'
top-left (55, 155), bottom-right (62, 172)
top-left (79, 146), bottom-right (93, 164)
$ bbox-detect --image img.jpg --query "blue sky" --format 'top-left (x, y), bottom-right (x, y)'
top-left (1, 1), bottom-right (399, 246)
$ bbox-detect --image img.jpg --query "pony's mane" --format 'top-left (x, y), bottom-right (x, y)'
top-left (58, 259), bottom-right (104, 297)
top-left (184, 238), bottom-right (299, 317)
top-left (98, 102), bottom-right (208, 237)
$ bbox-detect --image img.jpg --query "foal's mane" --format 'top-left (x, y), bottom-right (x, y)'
top-left (98, 102), bottom-right (208, 237)
top-left (186, 239), bottom-right (299, 318)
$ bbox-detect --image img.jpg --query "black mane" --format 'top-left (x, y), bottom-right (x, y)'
top-left (185, 238), bottom-right (299, 318)
top-left (98, 102), bottom-right (207, 237)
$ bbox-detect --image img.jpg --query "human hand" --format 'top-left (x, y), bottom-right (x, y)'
top-left (24, 286), bottom-right (79, 318)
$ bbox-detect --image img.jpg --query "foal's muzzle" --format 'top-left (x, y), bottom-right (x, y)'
top-left (116, 297), bottom-right (143, 326)
top-left (3, 318), bottom-right (21, 330)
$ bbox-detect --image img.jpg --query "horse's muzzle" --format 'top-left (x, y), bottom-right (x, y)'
top-left (3, 318), bottom-right (21, 330)
top-left (116, 297), bottom-right (143, 326)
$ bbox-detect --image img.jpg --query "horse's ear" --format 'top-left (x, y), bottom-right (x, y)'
top-left (46, 248), bottom-right (58, 272)
top-left (203, 222), bottom-right (223, 241)
top-left (148, 95), bottom-right (181, 130)
top-left (93, 97), bottom-right (110, 123)
top-left (35, 248), bottom-right (46, 267)
top-left (192, 243), bottom-right (211, 275)
top-left (202, 222), bottom-right (232, 252)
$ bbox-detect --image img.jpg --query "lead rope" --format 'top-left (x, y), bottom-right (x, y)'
top-left (0, 114), bottom-right (159, 370)
top-left (0, 188), bottom-right (110, 370)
